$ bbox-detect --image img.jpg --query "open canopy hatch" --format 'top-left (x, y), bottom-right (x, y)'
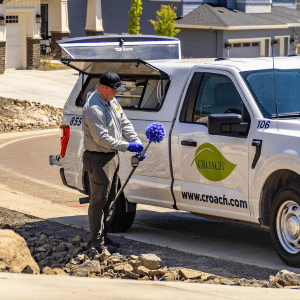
top-left (57, 35), bottom-right (181, 61)
top-left (61, 58), bottom-right (169, 79)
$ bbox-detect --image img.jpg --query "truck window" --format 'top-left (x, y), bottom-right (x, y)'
top-left (180, 73), bottom-right (243, 124)
top-left (76, 76), bottom-right (169, 111)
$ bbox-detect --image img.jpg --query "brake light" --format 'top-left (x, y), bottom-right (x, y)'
top-left (60, 125), bottom-right (70, 158)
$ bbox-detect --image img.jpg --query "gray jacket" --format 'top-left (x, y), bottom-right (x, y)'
top-left (82, 90), bottom-right (142, 153)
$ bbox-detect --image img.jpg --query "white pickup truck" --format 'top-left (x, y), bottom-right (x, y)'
top-left (50, 35), bottom-right (300, 267)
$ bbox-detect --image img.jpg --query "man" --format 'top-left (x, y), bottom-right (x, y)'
top-left (82, 71), bottom-right (144, 253)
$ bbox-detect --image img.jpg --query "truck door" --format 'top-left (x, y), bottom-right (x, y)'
top-left (171, 70), bottom-right (251, 221)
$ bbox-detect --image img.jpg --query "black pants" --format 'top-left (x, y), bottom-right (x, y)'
top-left (83, 150), bottom-right (119, 247)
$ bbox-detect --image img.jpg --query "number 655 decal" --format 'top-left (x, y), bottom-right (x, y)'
top-left (257, 120), bottom-right (270, 129)
top-left (70, 117), bottom-right (82, 126)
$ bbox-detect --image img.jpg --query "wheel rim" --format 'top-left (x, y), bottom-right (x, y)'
top-left (276, 200), bottom-right (300, 254)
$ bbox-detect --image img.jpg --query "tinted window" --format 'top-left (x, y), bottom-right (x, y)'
top-left (241, 69), bottom-right (300, 118)
top-left (188, 74), bottom-right (243, 124)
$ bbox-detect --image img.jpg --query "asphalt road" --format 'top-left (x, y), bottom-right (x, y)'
top-left (0, 130), bottom-right (300, 274)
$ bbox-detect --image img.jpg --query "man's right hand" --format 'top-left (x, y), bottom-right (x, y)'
top-left (127, 143), bottom-right (144, 153)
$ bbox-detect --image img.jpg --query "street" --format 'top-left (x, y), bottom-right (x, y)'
top-left (0, 129), bottom-right (299, 274)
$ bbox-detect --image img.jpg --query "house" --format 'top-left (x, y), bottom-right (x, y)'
top-left (0, 0), bottom-right (182, 73)
top-left (175, 0), bottom-right (300, 58)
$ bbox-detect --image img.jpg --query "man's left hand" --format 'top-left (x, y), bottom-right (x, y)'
top-left (136, 152), bottom-right (146, 161)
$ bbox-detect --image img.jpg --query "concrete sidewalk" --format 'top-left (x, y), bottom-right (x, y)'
top-left (0, 69), bottom-right (78, 108)
top-left (1, 272), bottom-right (300, 300)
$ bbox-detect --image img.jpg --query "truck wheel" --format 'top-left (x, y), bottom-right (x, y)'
top-left (105, 192), bottom-right (136, 233)
top-left (270, 184), bottom-right (300, 267)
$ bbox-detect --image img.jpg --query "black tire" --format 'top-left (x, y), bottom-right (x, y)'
top-left (84, 173), bottom-right (136, 233)
top-left (105, 191), bottom-right (136, 233)
top-left (270, 184), bottom-right (300, 267)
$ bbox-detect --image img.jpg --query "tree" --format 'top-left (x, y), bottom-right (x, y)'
top-left (150, 5), bottom-right (181, 37)
top-left (128, 0), bottom-right (143, 35)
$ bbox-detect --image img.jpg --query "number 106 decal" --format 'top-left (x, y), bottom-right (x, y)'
top-left (70, 117), bottom-right (82, 126)
top-left (257, 120), bottom-right (270, 129)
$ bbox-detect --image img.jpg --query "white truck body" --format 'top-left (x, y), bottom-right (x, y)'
top-left (50, 35), bottom-right (300, 266)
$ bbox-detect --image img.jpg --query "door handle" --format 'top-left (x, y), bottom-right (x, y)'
top-left (252, 139), bottom-right (262, 169)
top-left (181, 140), bottom-right (197, 147)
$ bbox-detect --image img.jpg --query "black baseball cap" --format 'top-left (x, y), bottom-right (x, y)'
top-left (100, 72), bottom-right (126, 92)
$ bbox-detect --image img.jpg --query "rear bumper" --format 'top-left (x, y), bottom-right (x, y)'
top-left (60, 168), bottom-right (68, 186)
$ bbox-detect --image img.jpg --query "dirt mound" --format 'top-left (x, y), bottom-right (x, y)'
top-left (0, 97), bottom-right (62, 133)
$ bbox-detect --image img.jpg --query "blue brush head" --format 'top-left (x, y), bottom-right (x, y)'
top-left (145, 122), bottom-right (166, 143)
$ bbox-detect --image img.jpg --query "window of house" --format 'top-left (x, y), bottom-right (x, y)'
top-left (252, 42), bottom-right (259, 47)
top-left (180, 73), bottom-right (243, 124)
top-left (233, 43), bottom-right (242, 48)
top-left (41, 4), bottom-right (48, 40)
top-left (6, 16), bottom-right (18, 24)
top-left (243, 43), bottom-right (251, 47)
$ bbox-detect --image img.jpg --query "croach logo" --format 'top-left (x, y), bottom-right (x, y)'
top-left (191, 143), bottom-right (236, 181)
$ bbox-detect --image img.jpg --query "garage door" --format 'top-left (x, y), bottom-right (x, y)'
top-left (229, 42), bottom-right (261, 58)
top-left (6, 15), bottom-right (22, 69)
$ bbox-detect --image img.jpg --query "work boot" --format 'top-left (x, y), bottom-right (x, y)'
top-left (91, 243), bottom-right (108, 254)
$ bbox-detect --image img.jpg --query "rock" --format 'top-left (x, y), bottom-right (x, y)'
top-left (27, 237), bottom-right (38, 242)
top-left (221, 278), bottom-right (235, 285)
top-left (149, 266), bottom-right (168, 277)
top-left (138, 254), bottom-right (162, 270)
top-left (139, 276), bottom-right (150, 281)
top-left (21, 265), bottom-right (34, 274)
top-left (73, 261), bottom-right (101, 277)
top-left (80, 242), bottom-right (88, 248)
top-left (179, 268), bottom-right (202, 280)
top-left (53, 268), bottom-right (69, 276)
top-left (76, 254), bottom-right (89, 263)
top-left (72, 235), bottom-right (84, 245)
top-left (124, 264), bottom-right (134, 274)
top-left (99, 249), bottom-right (111, 261)
top-left (56, 243), bottom-right (66, 252)
top-left (202, 273), bottom-right (216, 282)
top-left (38, 260), bottom-right (46, 269)
top-left (110, 258), bottom-right (122, 265)
top-left (130, 255), bottom-right (139, 260)
top-left (273, 270), bottom-right (300, 287)
top-left (114, 264), bottom-right (124, 273)
top-left (137, 266), bottom-right (150, 276)
top-left (37, 234), bottom-right (48, 242)
top-left (131, 260), bottom-right (142, 273)
top-left (0, 229), bottom-right (40, 274)
top-left (0, 261), bottom-right (9, 271)
top-left (36, 246), bottom-right (47, 252)
top-left (42, 266), bottom-right (56, 275)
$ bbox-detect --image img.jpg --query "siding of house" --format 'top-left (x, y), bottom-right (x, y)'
top-left (178, 28), bottom-right (293, 58)
top-left (102, 0), bottom-right (182, 35)
top-left (68, 0), bottom-right (87, 38)
top-left (177, 28), bottom-right (218, 58)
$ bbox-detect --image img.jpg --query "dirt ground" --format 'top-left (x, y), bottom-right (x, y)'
top-left (0, 206), bottom-right (279, 281)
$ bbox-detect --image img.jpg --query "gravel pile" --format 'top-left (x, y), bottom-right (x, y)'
top-left (0, 97), bottom-right (62, 133)
top-left (0, 207), bottom-right (300, 289)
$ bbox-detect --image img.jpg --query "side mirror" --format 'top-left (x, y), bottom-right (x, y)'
top-left (208, 114), bottom-right (249, 136)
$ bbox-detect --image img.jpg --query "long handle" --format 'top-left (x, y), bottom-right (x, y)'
top-left (108, 142), bottom-right (151, 211)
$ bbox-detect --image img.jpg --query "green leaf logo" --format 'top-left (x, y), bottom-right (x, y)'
top-left (191, 143), bottom-right (236, 181)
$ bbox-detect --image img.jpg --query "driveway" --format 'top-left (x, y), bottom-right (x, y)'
top-left (0, 69), bottom-right (78, 108)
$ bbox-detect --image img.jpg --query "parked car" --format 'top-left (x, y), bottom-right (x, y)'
top-left (50, 35), bottom-right (300, 267)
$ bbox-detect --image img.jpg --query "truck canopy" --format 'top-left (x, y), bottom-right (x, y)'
top-left (57, 35), bottom-right (181, 61)
top-left (61, 58), bottom-right (169, 79)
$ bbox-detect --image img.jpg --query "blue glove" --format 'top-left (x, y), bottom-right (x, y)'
top-left (127, 142), bottom-right (143, 153)
top-left (136, 152), bottom-right (146, 161)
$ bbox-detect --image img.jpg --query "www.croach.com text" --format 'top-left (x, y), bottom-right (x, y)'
top-left (182, 192), bottom-right (248, 209)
